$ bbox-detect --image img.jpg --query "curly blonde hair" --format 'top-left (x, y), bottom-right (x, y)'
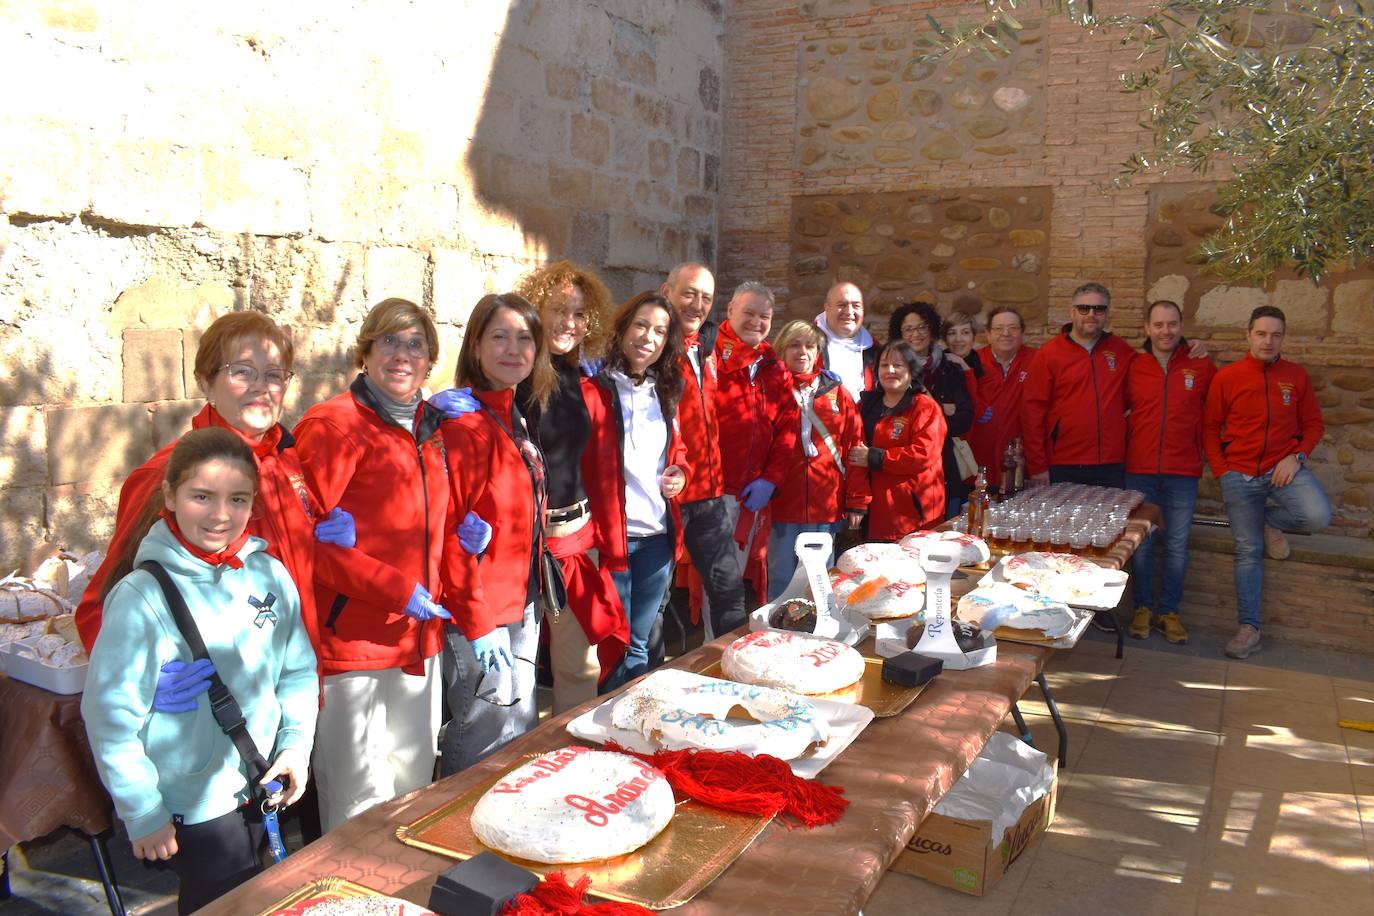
top-left (515, 260), bottom-right (615, 361)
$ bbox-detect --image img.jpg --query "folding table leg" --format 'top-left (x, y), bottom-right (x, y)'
top-left (1036, 673), bottom-right (1069, 769)
top-left (87, 831), bottom-right (126, 916)
top-left (1009, 703), bottom-right (1036, 747)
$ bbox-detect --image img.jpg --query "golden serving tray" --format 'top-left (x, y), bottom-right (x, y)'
top-left (394, 763), bottom-right (772, 911)
top-left (258, 876), bottom-right (386, 915)
top-left (698, 655), bottom-right (924, 718)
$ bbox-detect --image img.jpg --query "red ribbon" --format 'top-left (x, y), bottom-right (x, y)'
top-left (160, 510), bottom-right (249, 570)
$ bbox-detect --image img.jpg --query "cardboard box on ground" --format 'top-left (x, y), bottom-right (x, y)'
top-left (890, 733), bottom-right (1058, 896)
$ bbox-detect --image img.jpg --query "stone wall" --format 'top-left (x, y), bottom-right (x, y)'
top-left (719, 0), bottom-right (1373, 536)
top-left (0, 0), bottom-right (724, 571)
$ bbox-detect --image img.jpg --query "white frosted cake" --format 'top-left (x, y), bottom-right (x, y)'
top-left (721, 630), bottom-right (865, 695)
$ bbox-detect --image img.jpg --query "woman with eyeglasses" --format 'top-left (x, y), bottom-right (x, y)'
top-left (583, 292), bottom-right (689, 688)
top-left (848, 340), bottom-right (948, 540)
top-left (75, 312), bottom-right (322, 666)
top-left (438, 293), bottom-right (557, 774)
top-left (887, 301), bottom-right (975, 518)
top-left (292, 299), bottom-right (452, 832)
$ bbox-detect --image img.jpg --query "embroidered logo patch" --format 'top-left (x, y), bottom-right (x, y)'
top-left (1278, 381), bottom-right (1294, 406)
top-left (722, 343), bottom-right (734, 362)
top-left (1103, 352), bottom-right (1117, 371)
top-left (892, 418), bottom-right (907, 437)
top-left (1182, 369), bottom-right (1196, 390)
top-left (249, 592), bottom-right (278, 628)
top-left (1017, 370), bottom-right (1028, 383)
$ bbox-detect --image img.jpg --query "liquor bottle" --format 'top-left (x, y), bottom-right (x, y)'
top-left (966, 467), bottom-right (990, 538)
top-left (1011, 437), bottom-right (1026, 494)
top-left (1001, 439), bottom-right (1019, 497)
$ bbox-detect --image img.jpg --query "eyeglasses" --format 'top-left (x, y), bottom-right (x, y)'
top-left (901, 323), bottom-right (930, 335)
top-left (220, 363), bottom-right (293, 389)
top-left (1074, 304), bottom-right (1110, 315)
top-left (472, 656), bottom-right (537, 707)
top-left (375, 333), bottom-right (430, 358)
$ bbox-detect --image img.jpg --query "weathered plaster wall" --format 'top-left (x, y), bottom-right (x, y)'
top-left (0, 0), bottom-right (724, 569)
top-left (718, 0), bottom-right (1373, 535)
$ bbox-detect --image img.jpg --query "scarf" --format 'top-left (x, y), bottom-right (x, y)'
top-left (160, 510), bottom-right (249, 569)
top-left (814, 314), bottom-right (873, 351)
top-left (197, 405), bottom-right (282, 461)
top-left (362, 373), bottom-right (421, 434)
top-left (716, 320), bottom-right (773, 376)
top-left (793, 375), bottom-right (821, 458)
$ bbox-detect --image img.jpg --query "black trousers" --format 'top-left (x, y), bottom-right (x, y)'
top-left (679, 495), bottom-right (747, 636)
top-left (169, 805), bottom-right (264, 914)
top-left (1049, 463), bottom-right (1126, 489)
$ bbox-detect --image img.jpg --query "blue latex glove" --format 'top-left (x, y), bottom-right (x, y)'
top-left (471, 628), bottom-right (512, 673)
top-left (403, 584), bottom-right (452, 622)
top-left (314, 507), bottom-right (356, 548)
top-left (430, 387), bottom-right (480, 419)
top-left (152, 658), bottom-right (215, 713)
top-left (976, 406), bottom-right (993, 424)
top-left (457, 511), bottom-right (493, 555)
top-left (740, 478), bottom-right (776, 513)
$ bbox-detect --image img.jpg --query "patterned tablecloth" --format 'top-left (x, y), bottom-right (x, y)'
top-left (0, 673), bottom-right (112, 849)
top-left (201, 636), bottom-right (1053, 916)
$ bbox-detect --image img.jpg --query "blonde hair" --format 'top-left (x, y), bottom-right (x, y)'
top-left (354, 299), bottom-right (440, 372)
top-left (516, 260), bottom-right (615, 361)
top-left (774, 319), bottom-right (825, 355)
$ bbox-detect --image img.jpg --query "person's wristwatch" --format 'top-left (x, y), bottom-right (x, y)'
top-left (1294, 452), bottom-right (1307, 464)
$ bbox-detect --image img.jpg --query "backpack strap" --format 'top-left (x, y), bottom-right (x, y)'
top-left (137, 560), bottom-right (271, 790)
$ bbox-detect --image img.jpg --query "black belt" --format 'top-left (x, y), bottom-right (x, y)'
top-left (545, 500), bottom-right (588, 525)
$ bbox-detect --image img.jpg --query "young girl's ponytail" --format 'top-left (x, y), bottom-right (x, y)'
top-left (100, 427), bottom-right (260, 601)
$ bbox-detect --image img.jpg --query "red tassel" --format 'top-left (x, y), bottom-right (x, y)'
top-left (498, 871), bottom-right (654, 915)
top-left (603, 740), bottom-right (848, 828)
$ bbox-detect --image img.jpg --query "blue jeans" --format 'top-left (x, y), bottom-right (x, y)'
top-left (609, 534), bottom-right (674, 684)
top-left (1124, 473), bottom-right (1199, 616)
top-left (767, 521), bottom-right (842, 602)
top-left (1218, 467), bottom-right (1331, 629)
top-left (439, 604), bottom-right (539, 777)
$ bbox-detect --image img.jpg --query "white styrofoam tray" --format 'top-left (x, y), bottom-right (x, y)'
top-left (977, 557), bottom-right (1128, 611)
top-left (748, 601), bottom-right (870, 645)
top-left (567, 667), bottom-right (875, 779)
top-left (2, 635), bottom-right (88, 694)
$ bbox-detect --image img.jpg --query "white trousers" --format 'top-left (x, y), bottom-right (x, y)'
top-left (313, 655), bottom-right (441, 834)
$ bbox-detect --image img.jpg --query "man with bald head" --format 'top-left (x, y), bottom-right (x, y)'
top-left (816, 281), bottom-right (880, 399)
top-left (660, 262), bottom-right (747, 637)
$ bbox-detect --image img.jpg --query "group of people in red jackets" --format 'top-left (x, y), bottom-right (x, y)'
top-left (72, 265), bottom-right (1329, 888)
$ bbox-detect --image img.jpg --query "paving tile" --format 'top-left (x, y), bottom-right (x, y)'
top-left (1225, 663), bottom-right (1335, 704)
top-left (1222, 690), bottom-right (1345, 732)
top-left (1198, 786), bottom-right (1374, 914)
top-left (1099, 678), bottom-right (1224, 734)
top-left (1214, 725), bottom-right (1356, 796)
top-left (1040, 791), bottom-right (1210, 875)
top-left (1015, 667), bottom-right (1116, 724)
top-left (1070, 721), bottom-right (1220, 791)
top-left (1009, 846), bottom-right (1200, 916)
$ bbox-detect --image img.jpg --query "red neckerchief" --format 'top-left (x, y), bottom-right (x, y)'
top-left (193, 405), bottom-right (282, 462)
top-left (716, 321), bottom-right (774, 375)
top-left (160, 510), bottom-right (249, 569)
top-left (792, 369), bottom-right (821, 386)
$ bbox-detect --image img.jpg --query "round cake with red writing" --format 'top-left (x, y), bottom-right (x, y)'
top-left (720, 629), bottom-right (865, 695)
top-left (470, 746), bottom-right (674, 864)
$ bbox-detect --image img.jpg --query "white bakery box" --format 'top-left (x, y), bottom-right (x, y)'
top-left (0, 635), bottom-right (89, 694)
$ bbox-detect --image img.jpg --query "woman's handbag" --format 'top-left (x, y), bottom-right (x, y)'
top-left (952, 437), bottom-right (979, 482)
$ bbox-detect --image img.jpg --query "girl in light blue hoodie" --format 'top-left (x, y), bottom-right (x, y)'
top-left (83, 427), bottom-right (318, 914)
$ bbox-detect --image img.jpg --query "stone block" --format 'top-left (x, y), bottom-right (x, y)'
top-left (47, 479), bottom-right (122, 554)
top-left (89, 140), bottom-right (202, 228)
top-left (0, 117), bottom-right (88, 218)
top-left (568, 211), bottom-right (610, 267)
top-left (613, 18), bottom-right (658, 87)
top-left (249, 239), bottom-right (368, 329)
top-left (544, 62), bottom-right (586, 102)
top-left (570, 113), bottom-right (611, 167)
top-left (0, 407), bottom-right (46, 488)
top-left (432, 247), bottom-right (493, 326)
top-left (591, 77), bottom-right (631, 118)
top-left (0, 487), bottom-right (46, 575)
top-left (1331, 279), bottom-right (1374, 335)
top-left (1146, 274), bottom-right (1189, 308)
top-left (1195, 285), bottom-right (1270, 328)
top-left (122, 328), bottom-right (185, 402)
top-left (365, 246), bottom-right (427, 308)
top-left (677, 147), bottom-right (701, 190)
top-left (648, 140), bottom-right (672, 180)
top-left (149, 398), bottom-right (204, 448)
top-left (548, 163), bottom-right (598, 211)
top-left (613, 122), bottom-right (649, 174)
top-left (1270, 279), bottom-right (1329, 331)
top-left (47, 403), bottom-right (154, 487)
top-left (200, 151), bottom-right (310, 236)
top-left (517, 100), bottom-right (568, 159)
top-left (608, 215), bottom-right (661, 270)
top-left (0, 310), bottom-right (122, 407)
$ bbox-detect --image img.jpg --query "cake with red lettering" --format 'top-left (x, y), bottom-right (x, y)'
top-left (470, 746), bottom-right (674, 864)
top-left (1001, 552), bottom-right (1120, 602)
top-left (900, 531), bottom-right (991, 567)
top-left (612, 675), bottom-right (829, 760)
top-left (720, 630), bottom-right (865, 695)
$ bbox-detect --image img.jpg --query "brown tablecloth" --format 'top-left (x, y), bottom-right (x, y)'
top-left (200, 637), bottom-right (1052, 916)
top-left (0, 673), bottom-right (112, 848)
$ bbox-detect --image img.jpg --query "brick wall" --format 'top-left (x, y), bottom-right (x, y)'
top-left (0, 0), bottom-right (724, 570)
top-left (719, 0), bottom-right (1373, 537)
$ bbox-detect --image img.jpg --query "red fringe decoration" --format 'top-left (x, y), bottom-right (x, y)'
top-left (603, 740), bottom-right (848, 828)
top-left (498, 872), bottom-right (653, 915)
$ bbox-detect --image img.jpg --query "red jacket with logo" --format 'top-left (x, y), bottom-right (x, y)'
top-left (771, 374), bottom-right (866, 524)
top-left (580, 374), bottom-right (691, 573)
top-left (1125, 343), bottom-right (1217, 477)
top-left (75, 406), bottom-right (321, 656)
top-left (853, 391), bottom-right (948, 540)
top-left (440, 388), bottom-right (544, 641)
top-left (676, 322), bottom-right (725, 503)
top-left (293, 375), bottom-right (449, 676)
top-left (967, 345), bottom-right (1037, 489)
top-left (713, 322), bottom-right (800, 495)
top-left (1203, 354), bottom-right (1324, 478)
top-left (1020, 328), bottom-right (1135, 475)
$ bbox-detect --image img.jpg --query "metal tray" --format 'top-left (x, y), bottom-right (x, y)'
top-left (258, 876), bottom-right (388, 915)
top-left (697, 655), bottom-right (925, 718)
